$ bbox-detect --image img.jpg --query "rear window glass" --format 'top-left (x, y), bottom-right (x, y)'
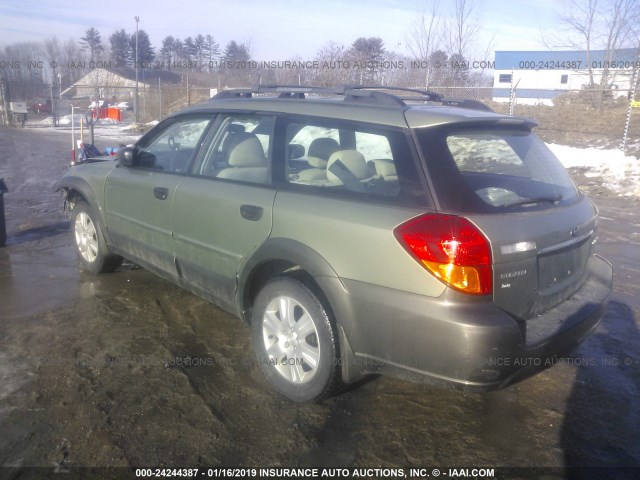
top-left (417, 127), bottom-right (579, 213)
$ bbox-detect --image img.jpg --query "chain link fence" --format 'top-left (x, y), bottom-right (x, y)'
top-left (12, 78), bottom-right (639, 157)
top-left (415, 86), bottom-right (640, 157)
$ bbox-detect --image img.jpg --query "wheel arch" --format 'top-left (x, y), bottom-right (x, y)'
top-left (55, 176), bottom-right (111, 243)
top-left (237, 238), bottom-right (364, 384)
top-left (237, 238), bottom-right (340, 321)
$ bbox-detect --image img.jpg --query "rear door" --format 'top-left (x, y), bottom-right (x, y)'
top-left (172, 114), bottom-right (276, 308)
top-left (104, 114), bottom-right (213, 276)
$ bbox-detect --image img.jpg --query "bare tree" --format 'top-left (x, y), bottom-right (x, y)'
top-left (547, 0), bottom-right (640, 107)
top-left (446, 0), bottom-right (483, 58)
top-left (546, 0), bottom-right (599, 86)
top-left (599, 0), bottom-right (640, 89)
top-left (379, 51), bottom-right (412, 87)
top-left (2, 42), bottom-right (46, 100)
top-left (313, 42), bottom-right (351, 86)
top-left (407, 1), bottom-right (444, 58)
top-left (62, 38), bottom-right (86, 84)
top-left (408, 0), bottom-right (490, 88)
top-left (406, 0), bottom-right (444, 88)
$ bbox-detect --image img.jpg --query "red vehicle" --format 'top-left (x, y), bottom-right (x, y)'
top-left (29, 98), bottom-right (52, 114)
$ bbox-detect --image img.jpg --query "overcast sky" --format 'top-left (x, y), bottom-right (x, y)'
top-left (0, 0), bottom-right (561, 59)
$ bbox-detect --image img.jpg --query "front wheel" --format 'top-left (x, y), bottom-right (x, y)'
top-left (251, 277), bottom-right (341, 402)
top-left (71, 200), bottom-right (122, 273)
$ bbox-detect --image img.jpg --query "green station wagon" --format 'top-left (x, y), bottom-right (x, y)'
top-left (56, 85), bottom-right (613, 402)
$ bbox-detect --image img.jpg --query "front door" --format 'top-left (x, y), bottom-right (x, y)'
top-left (104, 114), bottom-right (213, 277)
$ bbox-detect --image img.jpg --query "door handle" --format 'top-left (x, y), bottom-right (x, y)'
top-left (240, 204), bottom-right (263, 221)
top-left (153, 187), bottom-right (169, 200)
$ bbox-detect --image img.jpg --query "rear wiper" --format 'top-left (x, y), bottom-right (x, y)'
top-left (502, 193), bottom-right (563, 208)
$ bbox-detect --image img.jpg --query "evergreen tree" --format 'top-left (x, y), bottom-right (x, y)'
top-left (109, 29), bottom-right (130, 67)
top-left (193, 34), bottom-right (206, 68)
top-left (184, 36), bottom-right (196, 62)
top-left (204, 34), bottom-right (220, 71)
top-left (80, 27), bottom-right (104, 60)
top-left (129, 29), bottom-right (155, 67)
top-left (222, 41), bottom-right (251, 63)
top-left (173, 38), bottom-right (185, 62)
top-left (160, 36), bottom-right (175, 66)
top-left (348, 37), bottom-right (386, 83)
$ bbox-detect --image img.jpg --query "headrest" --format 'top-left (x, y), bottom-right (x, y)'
top-left (228, 134), bottom-right (266, 167)
top-left (326, 150), bottom-right (370, 184)
top-left (307, 137), bottom-right (340, 168)
top-left (221, 128), bottom-right (247, 155)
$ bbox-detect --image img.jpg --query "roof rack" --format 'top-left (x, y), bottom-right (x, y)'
top-left (211, 85), bottom-right (493, 112)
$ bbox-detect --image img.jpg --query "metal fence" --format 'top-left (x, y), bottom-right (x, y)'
top-left (6, 78), bottom-right (639, 157)
top-left (416, 86), bottom-right (640, 156)
top-left (154, 84), bottom-right (640, 156)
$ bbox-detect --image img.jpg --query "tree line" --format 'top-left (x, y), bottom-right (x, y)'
top-left (1, 0), bottom-right (637, 104)
top-left (0, 0), bottom-right (503, 104)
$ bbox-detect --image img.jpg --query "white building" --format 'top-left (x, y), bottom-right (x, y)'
top-left (493, 49), bottom-right (638, 105)
top-left (61, 67), bottom-right (183, 102)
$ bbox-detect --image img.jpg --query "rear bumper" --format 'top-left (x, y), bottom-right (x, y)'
top-left (324, 254), bottom-right (612, 389)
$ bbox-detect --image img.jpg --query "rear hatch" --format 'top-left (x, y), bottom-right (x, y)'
top-left (415, 124), bottom-right (597, 320)
top-left (470, 199), bottom-right (596, 319)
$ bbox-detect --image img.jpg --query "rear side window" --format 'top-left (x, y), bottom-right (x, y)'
top-left (284, 119), bottom-right (426, 203)
top-left (417, 127), bottom-right (579, 213)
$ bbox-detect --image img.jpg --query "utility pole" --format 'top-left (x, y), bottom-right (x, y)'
top-left (621, 58), bottom-right (639, 152)
top-left (135, 16), bottom-right (140, 125)
top-left (0, 76), bottom-right (10, 126)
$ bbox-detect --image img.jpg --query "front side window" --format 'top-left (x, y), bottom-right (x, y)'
top-left (417, 127), bottom-right (579, 213)
top-left (194, 115), bottom-right (273, 185)
top-left (135, 116), bottom-right (212, 173)
top-left (284, 120), bottom-right (425, 202)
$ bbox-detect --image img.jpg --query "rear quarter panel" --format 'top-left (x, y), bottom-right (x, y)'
top-left (271, 190), bottom-right (446, 296)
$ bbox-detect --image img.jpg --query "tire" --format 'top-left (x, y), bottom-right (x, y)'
top-left (71, 200), bottom-right (122, 274)
top-left (251, 277), bottom-right (341, 402)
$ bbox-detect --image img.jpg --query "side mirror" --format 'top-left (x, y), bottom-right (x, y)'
top-left (288, 144), bottom-right (305, 160)
top-left (117, 147), bottom-right (135, 166)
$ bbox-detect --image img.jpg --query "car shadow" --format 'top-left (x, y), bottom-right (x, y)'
top-left (561, 300), bottom-right (640, 479)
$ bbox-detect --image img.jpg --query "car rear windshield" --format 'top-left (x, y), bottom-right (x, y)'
top-left (416, 126), bottom-right (580, 213)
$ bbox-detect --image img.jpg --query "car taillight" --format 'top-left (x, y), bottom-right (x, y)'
top-left (394, 214), bottom-right (492, 295)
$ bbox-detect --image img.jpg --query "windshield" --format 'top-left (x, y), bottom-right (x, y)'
top-left (416, 126), bottom-right (580, 213)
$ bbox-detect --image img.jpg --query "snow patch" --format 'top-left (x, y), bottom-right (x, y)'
top-left (548, 143), bottom-right (640, 197)
top-left (58, 114), bottom-right (88, 126)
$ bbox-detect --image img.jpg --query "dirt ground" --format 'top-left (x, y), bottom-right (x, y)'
top-left (0, 122), bottom-right (639, 478)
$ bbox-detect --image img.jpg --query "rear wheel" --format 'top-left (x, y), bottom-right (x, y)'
top-left (251, 277), bottom-right (341, 402)
top-left (71, 200), bottom-right (122, 273)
